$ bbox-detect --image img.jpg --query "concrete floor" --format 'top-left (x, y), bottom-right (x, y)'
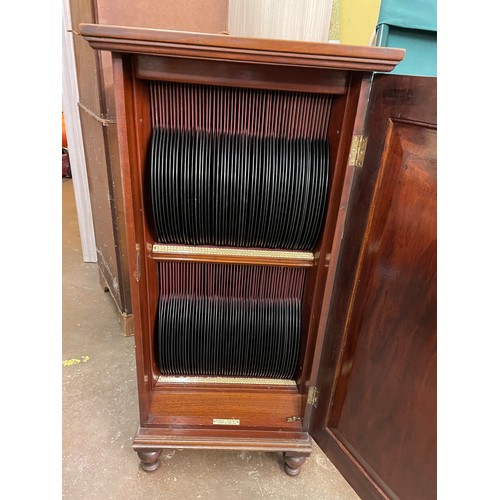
top-left (62, 178), bottom-right (360, 499)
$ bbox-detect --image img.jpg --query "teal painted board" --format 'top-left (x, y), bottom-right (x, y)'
top-left (376, 0), bottom-right (436, 77)
top-left (378, 26), bottom-right (436, 76)
top-left (378, 0), bottom-right (436, 31)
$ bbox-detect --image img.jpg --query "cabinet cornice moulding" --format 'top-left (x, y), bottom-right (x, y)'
top-left (79, 23), bottom-right (405, 72)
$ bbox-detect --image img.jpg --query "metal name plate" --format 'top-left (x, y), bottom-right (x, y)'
top-left (213, 418), bottom-right (240, 426)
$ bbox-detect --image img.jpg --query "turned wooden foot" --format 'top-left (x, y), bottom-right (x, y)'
top-left (283, 452), bottom-right (309, 477)
top-left (137, 449), bottom-right (162, 472)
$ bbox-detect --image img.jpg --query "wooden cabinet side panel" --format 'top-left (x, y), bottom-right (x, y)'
top-left (112, 54), bottom-right (153, 422)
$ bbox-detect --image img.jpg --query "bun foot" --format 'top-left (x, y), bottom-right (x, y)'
top-left (137, 449), bottom-right (162, 472)
top-left (283, 452), bottom-right (308, 476)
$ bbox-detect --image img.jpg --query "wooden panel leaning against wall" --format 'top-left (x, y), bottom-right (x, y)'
top-left (70, 0), bottom-right (229, 335)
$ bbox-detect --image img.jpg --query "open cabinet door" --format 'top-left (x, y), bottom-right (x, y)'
top-left (310, 74), bottom-right (436, 499)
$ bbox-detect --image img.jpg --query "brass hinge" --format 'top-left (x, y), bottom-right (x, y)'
top-left (348, 135), bottom-right (367, 168)
top-left (307, 386), bottom-right (319, 407)
top-left (286, 416), bottom-right (303, 422)
top-left (134, 244), bottom-right (141, 282)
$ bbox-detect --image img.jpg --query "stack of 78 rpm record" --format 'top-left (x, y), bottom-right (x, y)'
top-left (150, 82), bottom-right (332, 379)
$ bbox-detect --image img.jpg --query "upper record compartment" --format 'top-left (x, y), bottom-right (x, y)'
top-left (149, 82), bottom-right (331, 250)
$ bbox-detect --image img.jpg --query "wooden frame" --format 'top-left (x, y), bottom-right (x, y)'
top-left (80, 23), bottom-right (404, 475)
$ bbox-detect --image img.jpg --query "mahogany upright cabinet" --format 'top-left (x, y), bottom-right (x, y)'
top-left (81, 24), bottom-right (436, 499)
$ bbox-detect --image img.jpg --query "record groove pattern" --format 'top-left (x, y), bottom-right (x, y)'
top-left (156, 262), bottom-right (306, 378)
top-left (149, 82), bottom-right (332, 250)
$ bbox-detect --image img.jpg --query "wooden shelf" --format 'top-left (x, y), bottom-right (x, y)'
top-left (157, 375), bottom-right (297, 386)
top-left (148, 243), bottom-right (316, 267)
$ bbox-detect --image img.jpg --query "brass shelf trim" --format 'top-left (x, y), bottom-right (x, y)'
top-left (158, 375), bottom-right (297, 386)
top-left (152, 244), bottom-right (315, 261)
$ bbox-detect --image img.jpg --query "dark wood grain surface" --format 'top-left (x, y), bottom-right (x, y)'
top-left (149, 387), bottom-right (302, 429)
top-left (312, 74), bottom-right (437, 499)
top-left (135, 54), bottom-right (349, 94)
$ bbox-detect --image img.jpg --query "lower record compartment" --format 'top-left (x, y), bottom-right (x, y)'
top-left (154, 261), bottom-right (307, 379)
top-left (147, 384), bottom-right (304, 431)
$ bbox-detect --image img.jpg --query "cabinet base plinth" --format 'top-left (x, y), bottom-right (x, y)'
top-left (132, 426), bottom-right (312, 471)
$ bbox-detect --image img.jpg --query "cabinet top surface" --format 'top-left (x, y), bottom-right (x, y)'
top-left (79, 23), bottom-right (405, 72)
